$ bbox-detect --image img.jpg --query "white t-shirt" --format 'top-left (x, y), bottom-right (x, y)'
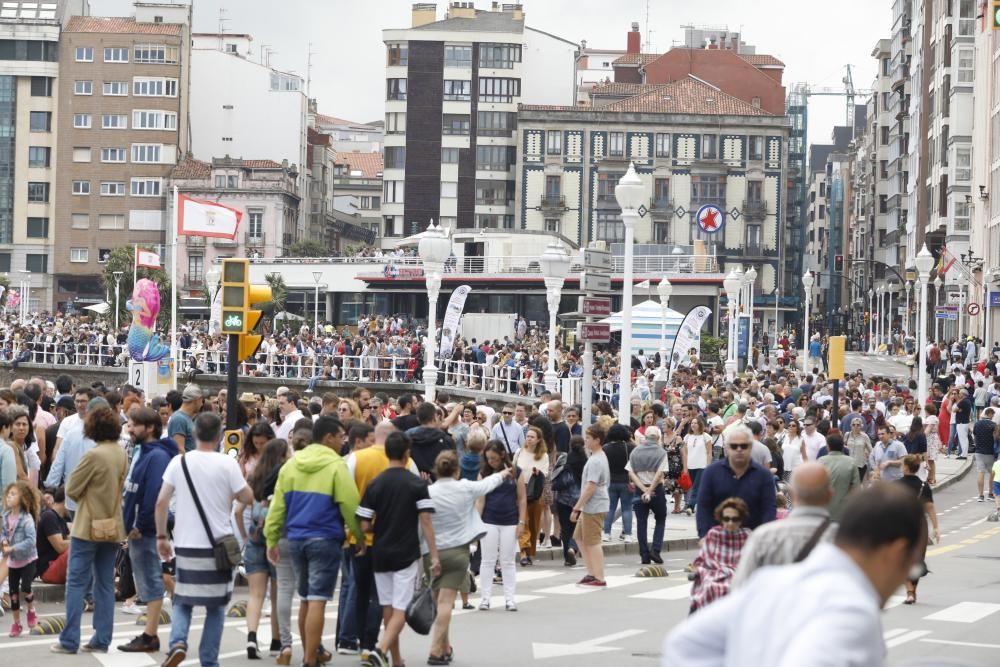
top-left (684, 433), bottom-right (712, 469)
top-left (275, 409), bottom-right (305, 441)
top-left (801, 431), bottom-right (826, 461)
top-left (56, 413), bottom-right (83, 441)
top-left (162, 450), bottom-right (247, 549)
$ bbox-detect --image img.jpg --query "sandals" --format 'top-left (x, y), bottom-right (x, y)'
top-left (276, 646), bottom-right (293, 665)
top-left (519, 556), bottom-right (532, 566)
top-left (904, 594), bottom-right (916, 605)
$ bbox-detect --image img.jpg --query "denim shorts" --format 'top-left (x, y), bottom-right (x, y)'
top-left (289, 537), bottom-right (342, 601)
top-left (243, 540), bottom-right (274, 577)
top-left (128, 536), bottom-right (165, 602)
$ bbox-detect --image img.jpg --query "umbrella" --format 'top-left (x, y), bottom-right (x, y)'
top-left (84, 302), bottom-right (111, 315)
top-left (273, 311), bottom-right (305, 321)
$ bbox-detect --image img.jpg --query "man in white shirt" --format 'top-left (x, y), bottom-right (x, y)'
top-left (663, 484), bottom-right (927, 667)
top-left (800, 418), bottom-right (826, 461)
top-left (275, 389), bottom-right (305, 441)
top-left (490, 404), bottom-right (525, 455)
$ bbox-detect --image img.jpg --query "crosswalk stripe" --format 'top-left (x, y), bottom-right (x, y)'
top-left (629, 583), bottom-right (691, 600)
top-left (534, 575), bottom-right (648, 595)
top-left (93, 651), bottom-right (157, 667)
top-left (514, 570), bottom-right (561, 583)
top-left (885, 630), bottom-right (931, 647)
top-left (883, 628), bottom-right (910, 640)
top-left (884, 595), bottom-right (907, 610)
top-left (923, 602), bottom-right (1000, 623)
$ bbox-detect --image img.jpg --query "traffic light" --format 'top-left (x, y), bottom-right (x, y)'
top-left (224, 429), bottom-right (243, 459)
top-left (864, 311), bottom-right (870, 324)
top-left (834, 254), bottom-right (844, 273)
top-left (220, 258), bottom-right (271, 360)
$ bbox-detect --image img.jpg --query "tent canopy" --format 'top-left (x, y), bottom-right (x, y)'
top-left (84, 302), bottom-right (110, 315)
top-left (600, 299), bottom-right (690, 358)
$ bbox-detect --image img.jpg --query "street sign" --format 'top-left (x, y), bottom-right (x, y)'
top-left (935, 307), bottom-right (959, 321)
top-left (696, 204), bottom-right (724, 234)
top-left (581, 296), bottom-right (611, 317)
top-left (967, 302), bottom-right (981, 316)
top-left (990, 291), bottom-right (1000, 308)
top-left (578, 322), bottom-right (611, 343)
top-left (583, 249), bottom-right (612, 271)
top-left (948, 291), bottom-right (964, 305)
top-left (582, 272), bottom-right (612, 294)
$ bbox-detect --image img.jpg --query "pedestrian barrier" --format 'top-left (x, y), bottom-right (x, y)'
top-left (136, 609), bottom-right (172, 625)
top-left (226, 600), bottom-right (247, 617)
top-left (29, 615), bottom-right (66, 635)
top-left (635, 565), bottom-right (669, 578)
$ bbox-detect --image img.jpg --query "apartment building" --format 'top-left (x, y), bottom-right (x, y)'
top-left (971, 17), bottom-right (998, 344)
top-left (314, 113), bottom-right (383, 154)
top-left (381, 2), bottom-right (577, 238)
top-left (52, 3), bottom-right (191, 312)
top-left (332, 149), bottom-right (383, 247)
top-left (865, 39), bottom-right (896, 283)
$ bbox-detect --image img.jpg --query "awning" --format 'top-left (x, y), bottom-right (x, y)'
top-left (274, 311), bottom-right (305, 321)
top-left (84, 302), bottom-right (110, 314)
top-left (600, 299), bottom-right (689, 358)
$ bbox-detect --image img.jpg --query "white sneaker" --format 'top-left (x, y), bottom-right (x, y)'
top-left (602, 533), bottom-right (611, 543)
top-left (121, 600), bottom-right (145, 615)
top-left (161, 597), bottom-right (172, 614)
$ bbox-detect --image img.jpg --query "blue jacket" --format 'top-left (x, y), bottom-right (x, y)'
top-left (695, 459), bottom-right (777, 537)
top-left (122, 437), bottom-right (177, 537)
top-left (0, 509), bottom-right (37, 562)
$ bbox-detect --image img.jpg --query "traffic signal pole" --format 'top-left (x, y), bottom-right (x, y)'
top-left (227, 333), bottom-right (239, 430)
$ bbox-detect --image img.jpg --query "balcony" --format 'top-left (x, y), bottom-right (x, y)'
top-left (539, 195), bottom-right (566, 211)
top-left (245, 232), bottom-right (265, 247)
top-left (649, 197), bottom-right (674, 221)
top-left (186, 235), bottom-right (205, 247)
top-left (742, 199), bottom-right (767, 221)
top-left (183, 274), bottom-right (203, 290)
top-left (213, 236), bottom-right (237, 248)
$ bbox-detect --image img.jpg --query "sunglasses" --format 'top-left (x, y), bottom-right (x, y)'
top-left (729, 443), bottom-right (750, 451)
top-left (502, 411), bottom-right (513, 416)
top-left (720, 516), bottom-right (742, 524)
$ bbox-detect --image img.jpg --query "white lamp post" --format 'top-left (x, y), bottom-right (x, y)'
top-left (876, 285), bottom-right (883, 353)
top-left (935, 275), bottom-right (944, 343)
top-left (915, 245), bottom-right (935, 407)
top-left (868, 288), bottom-right (875, 353)
top-left (656, 278), bottom-right (673, 382)
top-left (731, 266), bottom-right (744, 370)
top-left (312, 271), bottom-right (322, 336)
top-left (112, 271), bottom-right (123, 331)
top-left (801, 271), bottom-right (814, 373)
top-left (418, 220), bottom-right (451, 402)
top-left (905, 280), bottom-right (912, 335)
top-left (745, 266), bottom-right (757, 363)
top-left (723, 270), bottom-right (742, 380)
top-left (539, 240), bottom-right (571, 393)
top-left (614, 162), bottom-right (644, 425)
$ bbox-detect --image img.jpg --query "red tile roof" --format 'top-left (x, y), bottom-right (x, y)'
top-left (612, 53), bottom-right (662, 66)
top-left (315, 113), bottom-right (376, 129)
top-left (243, 160), bottom-right (283, 169)
top-left (738, 53), bottom-right (785, 67)
top-left (171, 158), bottom-right (211, 179)
top-left (334, 151), bottom-right (383, 179)
top-left (590, 82), bottom-right (669, 98)
top-left (523, 77), bottom-right (772, 117)
top-left (64, 16), bottom-right (183, 35)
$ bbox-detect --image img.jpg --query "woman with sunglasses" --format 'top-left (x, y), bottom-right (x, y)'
top-left (780, 420), bottom-right (805, 481)
top-left (845, 418), bottom-right (872, 481)
top-left (689, 497), bottom-right (751, 614)
top-left (682, 418), bottom-right (712, 515)
top-left (923, 403), bottom-right (940, 485)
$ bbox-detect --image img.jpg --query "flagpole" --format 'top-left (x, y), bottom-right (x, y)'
top-left (171, 186), bottom-right (179, 389)
top-left (133, 243), bottom-right (138, 286)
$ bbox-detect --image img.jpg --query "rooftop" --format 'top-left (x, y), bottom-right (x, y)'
top-left (590, 81), bottom-right (669, 98)
top-left (334, 151), bottom-right (383, 179)
top-left (315, 114), bottom-right (379, 130)
top-left (0, 1), bottom-right (60, 21)
top-left (171, 157), bottom-right (285, 180)
top-left (411, 11), bottom-right (523, 34)
top-left (612, 53), bottom-right (661, 66)
top-left (613, 50), bottom-right (783, 69)
top-left (64, 15), bottom-right (183, 35)
top-left (738, 53), bottom-right (784, 67)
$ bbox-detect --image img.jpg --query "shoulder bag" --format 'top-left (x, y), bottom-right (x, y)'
top-left (405, 575), bottom-right (437, 635)
top-left (792, 518), bottom-right (831, 563)
top-left (181, 454), bottom-right (242, 571)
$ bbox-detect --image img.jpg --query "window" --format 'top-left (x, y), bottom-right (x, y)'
top-left (242, 209), bottom-right (263, 239)
top-left (477, 111), bottom-right (516, 136)
top-left (475, 179), bottom-right (514, 205)
top-left (746, 223), bottom-right (762, 250)
top-left (653, 178), bottom-right (670, 205)
top-left (746, 180), bottom-right (762, 204)
top-left (819, 204), bottom-right (826, 219)
top-left (691, 174), bottom-right (726, 204)
top-left (954, 199), bottom-right (971, 230)
top-left (214, 174), bottom-right (238, 188)
top-left (28, 146), bottom-right (50, 167)
top-left (443, 80), bottom-right (471, 101)
top-left (31, 76), bottom-right (53, 96)
top-left (131, 178), bottom-right (162, 198)
top-left (544, 218), bottom-right (560, 233)
top-left (132, 110), bottom-right (176, 130)
top-left (70, 248), bottom-right (89, 263)
top-left (385, 111), bottom-right (405, 134)
top-left (131, 144), bottom-right (162, 163)
top-left (98, 214), bottom-right (125, 229)
top-left (270, 72), bottom-right (301, 91)
top-left (751, 96), bottom-right (761, 108)
top-left (383, 180), bottom-right (404, 203)
top-left (133, 77), bottom-right (177, 97)
top-left (474, 214), bottom-right (514, 229)
top-left (441, 147), bottom-right (460, 164)
top-left (880, 160), bottom-right (889, 179)
top-left (104, 81), bottom-right (128, 97)
top-left (479, 43), bottom-right (521, 68)
top-left (444, 45), bottom-right (473, 67)
top-left (478, 77), bottom-right (520, 103)
top-left (103, 47), bottom-right (128, 63)
top-left (73, 80), bottom-right (92, 95)
top-left (442, 114), bottom-right (470, 135)
top-left (476, 145), bottom-right (515, 170)
top-left (71, 214), bottom-right (89, 229)
top-left (0, 40), bottom-right (57, 61)
top-left (100, 182), bottom-right (125, 197)
top-left (879, 195), bottom-right (888, 213)
top-left (71, 113), bottom-right (90, 129)
top-left (25, 254), bottom-right (47, 274)
top-left (956, 147), bottom-right (971, 181)
top-left (597, 171), bottom-right (623, 201)
top-left (958, 48), bottom-right (974, 83)
top-left (75, 46), bottom-right (93, 62)
top-left (546, 131), bottom-right (562, 155)
top-left (26, 217), bottom-right (47, 238)
top-left (72, 180), bottom-right (90, 195)
top-left (441, 182), bottom-right (457, 198)
top-left (749, 136), bottom-right (764, 160)
top-left (102, 114), bottom-right (128, 129)
top-left (387, 44), bottom-right (408, 66)
top-left (880, 126), bottom-right (889, 145)
top-left (97, 249), bottom-right (112, 263)
top-left (72, 147), bottom-right (91, 163)
top-left (134, 44), bottom-right (178, 64)
top-left (384, 146), bottom-right (406, 169)
top-left (102, 147), bottom-right (126, 163)
top-left (544, 175), bottom-right (561, 198)
top-left (596, 211), bottom-right (624, 243)
top-left (609, 132), bottom-right (625, 157)
top-left (655, 133), bottom-right (670, 158)
top-left (27, 182), bottom-right (48, 202)
top-left (0, 253), bottom-right (9, 273)
top-left (701, 134), bottom-right (718, 159)
top-left (187, 255), bottom-right (204, 282)
top-left (882, 56), bottom-right (890, 76)
top-left (386, 78), bottom-right (407, 100)
top-left (31, 111), bottom-right (51, 131)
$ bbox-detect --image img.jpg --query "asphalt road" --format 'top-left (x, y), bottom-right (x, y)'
top-left (0, 473), bottom-right (995, 667)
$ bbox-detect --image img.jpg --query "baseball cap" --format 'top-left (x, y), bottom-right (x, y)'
top-left (56, 396), bottom-right (75, 411)
top-left (182, 384), bottom-right (204, 402)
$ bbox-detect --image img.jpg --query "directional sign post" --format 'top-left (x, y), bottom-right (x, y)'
top-left (582, 272), bottom-right (612, 294)
top-left (581, 296), bottom-right (611, 317)
top-left (579, 322), bottom-right (611, 343)
top-left (583, 249), bottom-right (612, 271)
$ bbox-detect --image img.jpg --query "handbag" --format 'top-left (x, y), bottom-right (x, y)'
top-left (677, 469), bottom-right (693, 492)
top-left (181, 454), bottom-right (242, 571)
top-left (525, 469), bottom-right (545, 503)
top-left (90, 517), bottom-right (119, 542)
top-left (405, 576), bottom-right (437, 635)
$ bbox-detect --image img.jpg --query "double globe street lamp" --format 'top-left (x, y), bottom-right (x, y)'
top-left (801, 270), bottom-right (814, 373)
top-left (656, 277), bottom-right (672, 382)
top-left (615, 163), bottom-right (644, 425)
top-left (539, 240), bottom-right (571, 394)
top-left (915, 245), bottom-right (935, 407)
top-left (418, 220), bottom-right (451, 402)
top-left (723, 269), bottom-right (742, 380)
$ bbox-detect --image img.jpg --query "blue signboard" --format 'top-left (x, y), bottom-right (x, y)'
top-left (738, 315), bottom-right (750, 358)
top-left (990, 292), bottom-right (1000, 308)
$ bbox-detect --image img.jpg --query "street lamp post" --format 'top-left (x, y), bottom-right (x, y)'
top-left (656, 278), bottom-right (672, 382)
top-left (915, 245), bottom-right (935, 408)
top-left (312, 271), bottom-right (322, 336)
top-left (875, 285), bottom-right (883, 353)
top-left (418, 220), bottom-right (451, 403)
top-left (935, 275), bottom-right (944, 343)
top-left (539, 240), bottom-right (570, 394)
top-left (723, 270), bottom-right (742, 381)
top-left (113, 271), bottom-right (123, 331)
top-left (905, 280), bottom-right (912, 336)
top-left (731, 266), bottom-right (744, 371)
top-left (614, 163), bottom-right (644, 425)
top-left (745, 266), bottom-right (757, 364)
top-left (868, 288), bottom-right (875, 353)
top-left (801, 271), bottom-right (814, 373)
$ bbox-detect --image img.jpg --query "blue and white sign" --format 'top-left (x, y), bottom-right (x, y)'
top-left (696, 204), bottom-right (724, 234)
top-left (990, 292), bottom-right (1000, 308)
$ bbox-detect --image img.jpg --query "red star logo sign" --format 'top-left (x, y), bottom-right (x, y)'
top-left (697, 204), bottom-right (723, 233)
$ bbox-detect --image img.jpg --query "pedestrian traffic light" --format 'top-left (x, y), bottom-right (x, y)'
top-left (834, 254), bottom-right (844, 273)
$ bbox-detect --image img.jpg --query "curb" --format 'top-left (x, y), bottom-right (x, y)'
top-left (934, 457), bottom-right (974, 493)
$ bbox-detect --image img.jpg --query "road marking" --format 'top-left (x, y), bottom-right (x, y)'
top-left (514, 570), bottom-right (561, 583)
top-left (920, 638), bottom-right (1000, 649)
top-left (884, 596), bottom-right (907, 610)
top-left (532, 629), bottom-right (646, 659)
top-left (885, 630), bottom-right (931, 647)
top-left (534, 575), bottom-right (648, 595)
top-left (883, 628), bottom-right (910, 640)
top-left (923, 602), bottom-right (1000, 623)
top-left (629, 583), bottom-right (691, 601)
top-left (453, 594), bottom-right (541, 615)
top-left (93, 651), bottom-right (157, 667)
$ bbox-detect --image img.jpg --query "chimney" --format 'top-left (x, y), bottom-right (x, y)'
top-left (731, 35), bottom-right (739, 52)
top-left (627, 22), bottom-right (641, 54)
top-left (411, 3), bottom-right (436, 27)
top-left (708, 36), bottom-right (717, 50)
top-left (449, 1), bottom-right (476, 19)
top-left (511, 3), bottom-right (524, 21)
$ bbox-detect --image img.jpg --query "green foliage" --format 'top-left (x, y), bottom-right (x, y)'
top-left (286, 239), bottom-right (330, 257)
top-left (700, 335), bottom-right (724, 361)
top-left (101, 246), bottom-right (172, 329)
top-left (0, 274), bottom-right (9, 308)
top-left (261, 272), bottom-right (288, 325)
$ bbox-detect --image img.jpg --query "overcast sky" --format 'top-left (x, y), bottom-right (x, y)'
top-left (93, 0), bottom-right (891, 147)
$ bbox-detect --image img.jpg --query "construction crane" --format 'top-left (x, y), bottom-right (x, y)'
top-left (791, 65), bottom-right (874, 131)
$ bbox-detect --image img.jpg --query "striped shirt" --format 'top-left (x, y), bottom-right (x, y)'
top-left (174, 547), bottom-right (234, 608)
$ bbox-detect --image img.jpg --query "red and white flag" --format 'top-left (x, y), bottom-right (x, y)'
top-left (136, 248), bottom-right (161, 269)
top-left (177, 194), bottom-right (242, 239)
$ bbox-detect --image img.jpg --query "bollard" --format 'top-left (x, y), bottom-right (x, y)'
top-left (634, 565), bottom-right (669, 578)
top-left (136, 609), bottom-right (172, 625)
top-left (30, 615), bottom-right (67, 635)
top-left (226, 600), bottom-right (247, 618)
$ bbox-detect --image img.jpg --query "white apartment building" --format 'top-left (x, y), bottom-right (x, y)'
top-left (971, 19), bottom-right (999, 344)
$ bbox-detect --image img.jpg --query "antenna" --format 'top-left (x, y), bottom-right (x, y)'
top-left (260, 43), bottom-right (270, 66)
top-left (307, 42), bottom-right (316, 97)
top-left (644, 0), bottom-right (652, 52)
top-left (217, 6), bottom-right (229, 53)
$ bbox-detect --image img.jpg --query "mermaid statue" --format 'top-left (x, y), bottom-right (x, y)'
top-left (126, 278), bottom-right (170, 361)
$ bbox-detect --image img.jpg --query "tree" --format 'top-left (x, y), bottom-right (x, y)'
top-left (286, 239), bottom-right (330, 257)
top-left (261, 272), bottom-right (288, 326)
top-left (101, 246), bottom-right (172, 330)
top-left (0, 274), bottom-right (9, 308)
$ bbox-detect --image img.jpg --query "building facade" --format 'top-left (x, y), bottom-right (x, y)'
top-left (381, 1), bottom-right (577, 238)
top-left (52, 5), bottom-right (191, 312)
